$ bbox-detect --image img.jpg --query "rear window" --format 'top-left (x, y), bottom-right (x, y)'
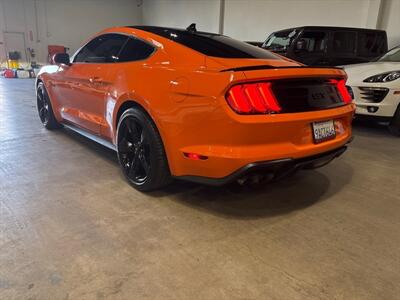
top-left (134, 26), bottom-right (278, 59)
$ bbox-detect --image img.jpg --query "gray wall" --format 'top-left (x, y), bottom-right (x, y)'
top-left (0, 0), bottom-right (142, 65)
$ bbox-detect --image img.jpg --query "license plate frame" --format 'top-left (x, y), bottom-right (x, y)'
top-left (312, 120), bottom-right (336, 144)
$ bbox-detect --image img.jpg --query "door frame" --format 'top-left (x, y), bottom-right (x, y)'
top-left (3, 31), bottom-right (28, 62)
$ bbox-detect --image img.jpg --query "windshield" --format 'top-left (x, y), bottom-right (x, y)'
top-left (378, 47), bottom-right (400, 62)
top-left (263, 30), bottom-right (296, 51)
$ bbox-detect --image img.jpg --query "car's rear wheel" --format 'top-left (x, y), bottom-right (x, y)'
top-left (37, 82), bottom-right (62, 130)
top-left (388, 105), bottom-right (400, 136)
top-left (117, 108), bottom-right (172, 191)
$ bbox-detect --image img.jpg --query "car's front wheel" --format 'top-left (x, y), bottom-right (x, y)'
top-left (389, 105), bottom-right (400, 136)
top-left (37, 82), bottom-right (62, 130)
top-left (116, 108), bottom-right (172, 191)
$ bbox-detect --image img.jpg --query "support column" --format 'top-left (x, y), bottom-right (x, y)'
top-left (0, 0), bottom-right (7, 63)
top-left (219, 0), bottom-right (225, 34)
top-left (376, 0), bottom-right (389, 30)
top-left (365, 0), bottom-right (383, 29)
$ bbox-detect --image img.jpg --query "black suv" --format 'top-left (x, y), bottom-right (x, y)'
top-left (262, 26), bottom-right (388, 66)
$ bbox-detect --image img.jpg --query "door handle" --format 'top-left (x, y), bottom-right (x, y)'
top-left (89, 77), bottom-right (103, 84)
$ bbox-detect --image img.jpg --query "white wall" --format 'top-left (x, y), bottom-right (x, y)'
top-left (142, 0), bottom-right (399, 47)
top-left (0, 0), bottom-right (142, 64)
top-left (44, 0), bottom-right (142, 56)
top-left (224, 0), bottom-right (372, 41)
top-left (142, 0), bottom-right (221, 33)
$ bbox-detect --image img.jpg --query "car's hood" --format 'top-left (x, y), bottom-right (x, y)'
top-left (343, 61), bottom-right (400, 82)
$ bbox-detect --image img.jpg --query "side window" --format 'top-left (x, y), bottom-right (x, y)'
top-left (333, 31), bottom-right (356, 54)
top-left (117, 38), bottom-right (155, 62)
top-left (358, 32), bottom-right (386, 57)
top-left (74, 34), bottom-right (128, 63)
top-left (298, 31), bottom-right (327, 53)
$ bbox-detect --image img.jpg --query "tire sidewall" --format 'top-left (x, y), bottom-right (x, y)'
top-left (116, 108), bottom-right (168, 190)
top-left (37, 82), bottom-right (61, 129)
top-left (37, 83), bottom-right (49, 127)
top-left (389, 105), bottom-right (400, 136)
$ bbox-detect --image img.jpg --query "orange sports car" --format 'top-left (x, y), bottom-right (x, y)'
top-left (36, 25), bottom-right (355, 191)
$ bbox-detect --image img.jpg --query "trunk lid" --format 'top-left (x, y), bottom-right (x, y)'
top-left (205, 56), bottom-right (346, 80)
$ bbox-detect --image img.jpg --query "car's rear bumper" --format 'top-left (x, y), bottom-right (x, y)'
top-left (176, 144), bottom-right (350, 186)
top-left (169, 104), bottom-right (354, 178)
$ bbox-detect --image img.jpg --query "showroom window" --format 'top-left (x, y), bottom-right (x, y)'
top-left (333, 31), bottom-right (356, 54)
top-left (117, 38), bottom-right (155, 62)
top-left (74, 34), bottom-right (128, 63)
top-left (298, 31), bottom-right (327, 53)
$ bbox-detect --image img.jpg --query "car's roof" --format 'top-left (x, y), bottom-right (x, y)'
top-left (272, 26), bottom-right (386, 33)
top-left (125, 25), bottom-right (279, 60)
top-left (127, 25), bottom-right (222, 37)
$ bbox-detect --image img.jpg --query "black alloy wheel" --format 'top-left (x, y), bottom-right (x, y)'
top-left (117, 108), bottom-right (172, 191)
top-left (388, 105), bottom-right (400, 136)
top-left (36, 82), bottom-right (61, 129)
top-left (37, 86), bottom-right (49, 125)
top-left (118, 117), bottom-right (151, 184)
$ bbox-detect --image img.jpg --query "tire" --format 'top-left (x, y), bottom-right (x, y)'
top-left (388, 105), bottom-right (400, 136)
top-left (37, 82), bottom-right (62, 130)
top-left (116, 107), bottom-right (172, 191)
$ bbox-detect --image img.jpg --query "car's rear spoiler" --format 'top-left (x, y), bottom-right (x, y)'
top-left (220, 65), bottom-right (344, 72)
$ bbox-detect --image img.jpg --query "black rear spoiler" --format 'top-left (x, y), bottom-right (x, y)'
top-left (220, 65), bottom-right (344, 72)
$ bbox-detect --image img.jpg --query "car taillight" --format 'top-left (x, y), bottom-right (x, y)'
top-left (226, 82), bottom-right (281, 114)
top-left (331, 79), bottom-right (353, 104)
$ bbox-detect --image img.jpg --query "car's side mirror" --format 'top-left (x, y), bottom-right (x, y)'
top-left (53, 53), bottom-right (71, 65)
top-left (295, 39), bottom-right (307, 51)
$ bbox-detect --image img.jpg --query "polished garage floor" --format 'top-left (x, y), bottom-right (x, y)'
top-left (0, 78), bottom-right (399, 299)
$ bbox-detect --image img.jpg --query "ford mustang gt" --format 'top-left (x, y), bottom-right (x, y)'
top-left (36, 25), bottom-right (355, 191)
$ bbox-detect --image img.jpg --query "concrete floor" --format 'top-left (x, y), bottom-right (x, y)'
top-left (0, 78), bottom-right (399, 299)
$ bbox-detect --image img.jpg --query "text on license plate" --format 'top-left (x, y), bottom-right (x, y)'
top-left (312, 120), bottom-right (336, 143)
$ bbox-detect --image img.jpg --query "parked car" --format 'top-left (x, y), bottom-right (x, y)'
top-left (262, 26), bottom-right (387, 66)
top-left (344, 46), bottom-right (400, 135)
top-left (36, 25), bottom-right (354, 191)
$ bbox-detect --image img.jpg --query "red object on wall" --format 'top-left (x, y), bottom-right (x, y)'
top-left (48, 45), bottom-right (66, 64)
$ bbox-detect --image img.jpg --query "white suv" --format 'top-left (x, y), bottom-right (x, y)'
top-left (344, 46), bottom-right (400, 135)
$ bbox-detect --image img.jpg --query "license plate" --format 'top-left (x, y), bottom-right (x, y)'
top-left (312, 120), bottom-right (336, 144)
